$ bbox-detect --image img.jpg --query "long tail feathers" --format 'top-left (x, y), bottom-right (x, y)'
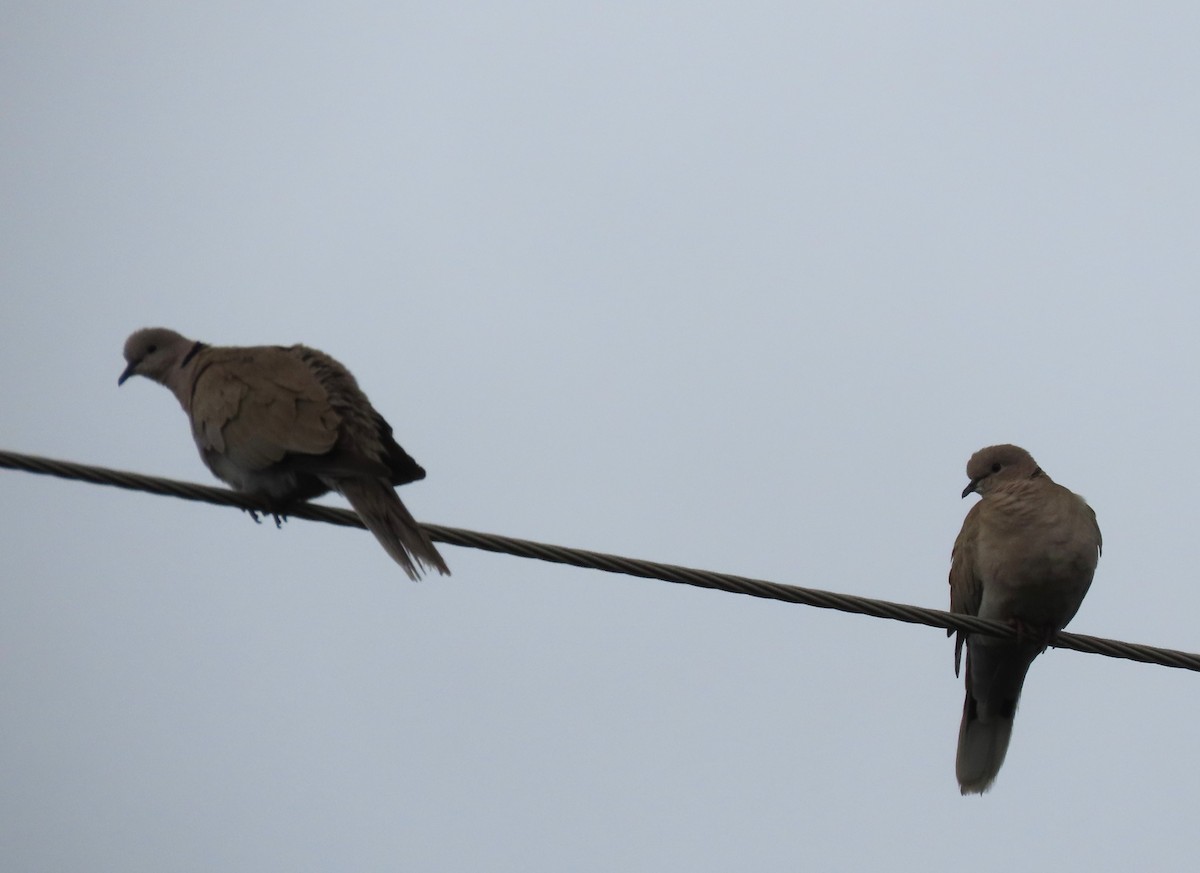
top-left (337, 479), bottom-right (451, 580)
top-left (955, 640), bottom-right (1038, 795)
top-left (956, 701), bottom-right (1015, 794)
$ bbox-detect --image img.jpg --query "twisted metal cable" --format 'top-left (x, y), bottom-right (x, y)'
top-left (3, 447), bottom-right (1198, 672)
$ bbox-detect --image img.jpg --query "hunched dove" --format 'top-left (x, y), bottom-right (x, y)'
top-left (119, 327), bottom-right (450, 580)
top-left (949, 444), bottom-right (1100, 794)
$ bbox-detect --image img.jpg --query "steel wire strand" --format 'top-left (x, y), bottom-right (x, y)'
top-left (3, 448), bottom-right (1198, 672)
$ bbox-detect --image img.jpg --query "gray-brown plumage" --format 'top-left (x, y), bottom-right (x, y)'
top-left (119, 327), bottom-right (450, 580)
top-left (949, 444), bottom-right (1100, 794)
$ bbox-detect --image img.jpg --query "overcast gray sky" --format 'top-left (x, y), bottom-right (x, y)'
top-left (3, 3), bottom-right (1199, 871)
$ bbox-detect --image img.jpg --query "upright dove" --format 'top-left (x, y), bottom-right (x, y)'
top-left (949, 444), bottom-right (1100, 794)
top-left (119, 327), bottom-right (450, 580)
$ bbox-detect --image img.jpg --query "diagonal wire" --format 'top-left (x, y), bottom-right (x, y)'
top-left (2, 447), bottom-right (1198, 672)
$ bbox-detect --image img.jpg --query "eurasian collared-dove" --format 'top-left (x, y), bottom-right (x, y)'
top-left (949, 444), bottom-right (1100, 794)
top-left (119, 327), bottom-right (450, 580)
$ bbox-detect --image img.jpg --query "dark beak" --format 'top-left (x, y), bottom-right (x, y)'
top-left (118, 361), bottom-right (138, 386)
top-left (961, 478), bottom-right (980, 499)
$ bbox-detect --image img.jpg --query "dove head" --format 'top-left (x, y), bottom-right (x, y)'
top-left (961, 444), bottom-right (1041, 498)
top-left (119, 327), bottom-right (199, 387)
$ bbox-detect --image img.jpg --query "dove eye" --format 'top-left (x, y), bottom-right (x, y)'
top-left (991, 463), bottom-right (1002, 473)
top-left (147, 344), bottom-right (158, 354)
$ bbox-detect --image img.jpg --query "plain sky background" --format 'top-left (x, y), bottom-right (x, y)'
top-left (3, 3), bottom-right (1199, 871)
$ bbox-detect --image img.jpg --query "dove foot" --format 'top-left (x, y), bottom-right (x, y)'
top-left (243, 506), bottom-right (290, 528)
top-left (1008, 619), bottom-right (1057, 653)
